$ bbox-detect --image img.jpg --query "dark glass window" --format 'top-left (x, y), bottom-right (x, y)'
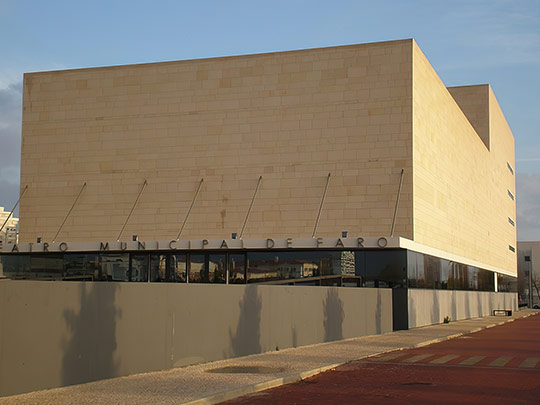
top-left (424, 255), bottom-right (442, 289)
top-left (170, 254), bottom-right (187, 282)
top-left (440, 259), bottom-right (452, 290)
top-left (507, 162), bottom-right (514, 175)
top-left (99, 253), bottom-right (129, 281)
top-left (228, 253), bottom-right (246, 284)
top-left (150, 254), bottom-right (168, 282)
top-left (130, 254), bottom-right (149, 282)
top-left (507, 190), bottom-right (514, 201)
top-left (64, 254), bottom-right (100, 281)
top-left (478, 269), bottom-right (495, 291)
top-left (30, 255), bottom-right (64, 279)
top-left (407, 251), bottom-right (424, 288)
top-left (497, 273), bottom-right (517, 292)
top-left (246, 251), bottom-right (356, 284)
top-left (0, 255), bottom-right (30, 278)
top-left (365, 250), bottom-right (407, 288)
top-left (189, 254), bottom-right (207, 283)
top-left (208, 254), bottom-right (226, 284)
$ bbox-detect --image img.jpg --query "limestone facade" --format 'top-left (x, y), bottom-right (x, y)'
top-left (18, 39), bottom-right (516, 275)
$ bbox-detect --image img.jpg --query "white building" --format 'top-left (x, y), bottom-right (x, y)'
top-left (517, 241), bottom-right (540, 307)
top-left (0, 207), bottom-right (19, 251)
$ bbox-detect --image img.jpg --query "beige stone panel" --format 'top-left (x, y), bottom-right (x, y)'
top-left (412, 41), bottom-right (516, 275)
top-left (19, 40), bottom-right (414, 243)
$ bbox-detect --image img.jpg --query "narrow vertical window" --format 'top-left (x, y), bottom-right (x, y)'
top-left (507, 162), bottom-right (514, 175)
top-left (507, 190), bottom-right (514, 201)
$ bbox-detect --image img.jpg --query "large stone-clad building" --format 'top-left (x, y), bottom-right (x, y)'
top-left (0, 39), bottom-right (518, 397)
top-left (17, 39), bottom-right (515, 275)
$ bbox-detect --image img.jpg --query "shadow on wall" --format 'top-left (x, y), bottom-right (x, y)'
top-left (229, 285), bottom-right (262, 357)
top-left (375, 289), bottom-right (382, 334)
top-left (431, 290), bottom-right (440, 324)
top-left (323, 288), bottom-right (344, 342)
top-left (62, 283), bottom-right (120, 387)
top-left (451, 291), bottom-right (458, 321)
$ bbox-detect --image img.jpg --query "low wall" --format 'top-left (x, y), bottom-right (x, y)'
top-left (408, 289), bottom-right (518, 328)
top-left (0, 280), bottom-right (392, 397)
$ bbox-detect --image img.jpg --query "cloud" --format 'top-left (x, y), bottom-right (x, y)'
top-left (0, 80), bottom-right (22, 211)
top-left (516, 173), bottom-right (540, 241)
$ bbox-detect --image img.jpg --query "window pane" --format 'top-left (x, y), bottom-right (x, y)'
top-left (209, 254), bottom-right (226, 284)
top-left (31, 255), bottom-right (64, 279)
top-left (130, 254), bottom-right (148, 282)
top-left (189, 254), bottom-right (206, 283)
top-left (64, 254), bottom-right (100, 281)
top-left (229, 253), bottom-right (246, 284)
top-left (365, 250), bottom-right (407, 288)
top-left (170, 254), bottom-right (187, 282)
top-left (424, 255), bottom-right (442, 289)
top-left (478, 269), bottom-right (495, 291)
top-left (99, 253), bottom-right (129, 281)
top-left (1, 255), bottom-right (30, 278)
top-left (440, 259), bottom-right (452, 289)
top-left (246, 251), bottom-right (357, 284)
top-left (150, 254), bottom-right (168, 282)
top-left (407, 251), bottom-right (424, 288)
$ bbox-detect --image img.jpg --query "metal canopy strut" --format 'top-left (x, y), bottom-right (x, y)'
top-left (176, 178), bottom-right (204, 240)
top-left (117, 180), bottom-right (148, 241)
top-left (312, 173), bottom-right (331, 238)
top-left (390, 168), bottom-right (405, 237)
top-left (239, 175), bottom-right (263, 239)
top-left (53, 182), bottom-right (87, 242)
top-left (0, 185), bottom-right (28, 234)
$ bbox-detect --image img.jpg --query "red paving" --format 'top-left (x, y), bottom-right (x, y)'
top-left (224, 313), bottom-right (540, 404)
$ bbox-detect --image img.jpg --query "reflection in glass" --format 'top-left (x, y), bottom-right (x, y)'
top-left (189, 254), bottom-right (206, 283)
top-left (365, 250), bottom-right (407, 288)
top-left (64, 254), bottom-right (100, 280)
top-left (229, 254), bottom-right (246, 284)
top-left (150, 254), bottom-right (168, 282)
top-left (407, 251), bottom-right (424, 288)
top-left (170, 254), bottom-right (187, 282)
top-left (247, 251), bottom-right (356, 284)
top-left (1, 255), bottom-right (31, 279)
top-left (209, 254), bottom-right (226, 283)
top-left (99, 254), bottom-right (129, 281)
top-left (130, 255), bottom-right (149, 282)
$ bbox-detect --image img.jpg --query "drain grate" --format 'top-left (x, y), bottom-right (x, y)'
top-left (207, 365), bottom-right (286, 374)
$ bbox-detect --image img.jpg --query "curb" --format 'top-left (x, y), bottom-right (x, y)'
top-left (184, 362), bottom-right (342, 405)
top-left (186, 314), bottom-right (530, 404)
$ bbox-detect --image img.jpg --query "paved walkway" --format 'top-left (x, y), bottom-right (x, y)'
top-left (224, 311), bottom-right (540, 404)
top-left (1, 310), bottom-right (536, 405)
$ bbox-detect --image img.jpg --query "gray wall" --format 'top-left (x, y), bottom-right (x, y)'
top-left (0, 280), bottom-right (392, 397)
top-left (408, 289), bottom-right (518, 328)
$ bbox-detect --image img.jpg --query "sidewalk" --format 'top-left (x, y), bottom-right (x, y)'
top-left (1, 310), bottom-right (536, 405)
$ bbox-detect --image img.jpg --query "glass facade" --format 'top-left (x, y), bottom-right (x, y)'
top-left (407, 251), bottom-right (494, 291)
top-left (0, 248), bottom-right (505, 292)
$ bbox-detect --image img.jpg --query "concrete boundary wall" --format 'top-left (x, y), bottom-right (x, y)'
top-left (408, 289), bottom-right (517, 328)
top-left (0, 280), bottom-right (392, 397)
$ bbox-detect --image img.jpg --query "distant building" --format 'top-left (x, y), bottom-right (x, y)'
top-left (0, 207), bottom-right (18, 251)
top-left (517, 241), bottom-right (540, 307)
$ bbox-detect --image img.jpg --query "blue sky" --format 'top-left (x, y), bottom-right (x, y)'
top-left (1, 0), bottom-right (539, 239)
